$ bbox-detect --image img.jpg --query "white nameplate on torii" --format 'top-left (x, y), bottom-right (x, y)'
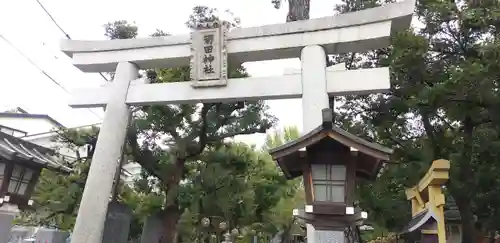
top-left (69, 66), bottom-right (390, 108)
top-left (189, 21), bottom-right (229, 88)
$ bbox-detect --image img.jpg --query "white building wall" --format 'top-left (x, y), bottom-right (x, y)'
top-left (27, 132), bottom-right (142, 187)
top-left (23, 133), bottom-right (88, 159)
top-left (0, 117), bottom-right (57, 135)
top-left (0, 115), bottom-right (142, 185)
top-left (122, 162), bottom-right (142, 185)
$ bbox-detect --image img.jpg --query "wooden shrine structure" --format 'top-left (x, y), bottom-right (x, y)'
top-left (401, 159), bottom-right (450, 243)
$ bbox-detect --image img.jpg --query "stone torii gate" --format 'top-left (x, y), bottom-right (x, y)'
top-left (60, 1), bottom-right (414, 242)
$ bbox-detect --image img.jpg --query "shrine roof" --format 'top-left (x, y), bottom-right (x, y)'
top-left (269, 109), bottom-right (392, 180)
top-left (269, 108), bottom-right (392, 159)
top-left (0, 132), bottom-right (72, 173)
top-left (400, 209), bottom-right (437, 234)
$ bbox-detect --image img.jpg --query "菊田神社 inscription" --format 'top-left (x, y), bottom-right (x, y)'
top-left (190, 21), bottom-right (229, 87)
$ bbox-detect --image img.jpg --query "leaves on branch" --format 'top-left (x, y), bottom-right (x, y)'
top-left (329, 0), bottom-right (500, 241)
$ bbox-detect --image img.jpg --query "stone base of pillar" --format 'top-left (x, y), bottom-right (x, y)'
top-left (307, 224), bottom-right (354, 243)
top-left (306, 224), bottom-right (314, 243)
top-left (35, 228), bottom-right (70, 243)
top-left (10, 226), bottom-right (37, 243)
top-left (0, 204), bottom-right (19, 243)
top-left (140, 214), bottom-right (163, 243)
top-left (102, 201), bottom-right (133, 243)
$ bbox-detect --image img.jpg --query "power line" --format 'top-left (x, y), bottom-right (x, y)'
top-left (35, 0), bottom-right (71, 40)
top-left (0, 34), bottom-right (69, 93)
top-left (0, 34), bottom-right (103, 120)
top-left (34, 0), bottom-right (109, 82)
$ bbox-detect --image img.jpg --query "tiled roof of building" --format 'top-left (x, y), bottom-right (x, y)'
top-left (0, 132), bottom-right (72, 173)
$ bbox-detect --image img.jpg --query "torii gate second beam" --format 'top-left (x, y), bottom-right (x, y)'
top-left (69, 66), bottom-right (389, 108)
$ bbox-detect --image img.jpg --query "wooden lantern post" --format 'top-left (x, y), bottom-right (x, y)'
top-left (269, 108), bottom-right (393, 243)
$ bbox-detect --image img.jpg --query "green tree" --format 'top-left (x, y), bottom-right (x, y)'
top-left (279, 0), bottom-right (500, 241)
top-left (16, 127), bottom-right (146, 240)
top-left (15, 126), bottom-right (98, 230)
top-left (105, 6), bottom-right (276, 243)
top-left (176, 142), bottom-right (291, 242)
top-left (325, 0), bottom-right (500, 242)
top-left (119, 142), bottom-right (291, 243)
top-left (262, 126), bottom-right (304, 243)
top-left (103, 20), bottom-right (138, 40)
top-left (266, 190), bottom-right (305, 243)
top-left (262, 126), bottom-right (300, 150)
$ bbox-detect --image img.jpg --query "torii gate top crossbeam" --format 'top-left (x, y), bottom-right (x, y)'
top-left (60, 0), bottom-right (415, 73)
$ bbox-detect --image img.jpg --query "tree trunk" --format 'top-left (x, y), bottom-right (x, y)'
top-left (286, 0), bottom-right (310, 22)
top-left (456, 196), bottom-right (476, 243)
top-left (280, 226), bottom-right (292, 243)
top-left (161, 205), bottom-right (181, 243)
top-left (160, 157), bottom-right (186, 243)
top-left (455, 115), bottom-right (477, 243)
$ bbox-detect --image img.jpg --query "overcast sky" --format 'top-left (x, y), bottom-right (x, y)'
top-left (0, 0), bottom-right (341, 146)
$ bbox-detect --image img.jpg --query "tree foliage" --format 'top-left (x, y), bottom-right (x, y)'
top-left (321, 0), bottom-right (500, 242)
top-left (15, 126), bottom-right (99, 230)
top-left (261, 126), bottom-right (305, 243)
top-left (180, 143), bottom-right (293, 242)
top-left (104, 20), bottom-right (138, 40)
top-left (15, 127), bottom-right (147, 240)
top-left (262, 126), bottom-right (300, 150)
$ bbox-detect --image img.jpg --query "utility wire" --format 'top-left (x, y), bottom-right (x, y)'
top-left (0, 34), bottom-right (103, 119)
top-left (35, 0), bottom-right (71, 40)
top-left (32, 0), bottom-right (108, 120)
top-left (35, 0), bottom-right (109, 82)
top-left (0, 34), bottom-right (69, 93)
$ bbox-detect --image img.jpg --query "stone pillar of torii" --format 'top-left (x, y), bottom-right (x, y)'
top-left (60, 1), bottom-right (414, 242)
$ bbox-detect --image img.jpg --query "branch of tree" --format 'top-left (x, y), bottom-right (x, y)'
top-left (435, 112), bottom-right (456, 131)
top-left (187, 103), bottom-right (212, 158)
top-left (470, 116), bottom-right (493, 127)
top-left (214, 126), bottom-right (268, 141)
top-left (447, 97), bottom-right (495, 109)
top-left (384, 128), bottom-right (422, 162)
top-left (187, 103), bottom-right (245, 158)
top-left (126, 121), bottom-right (165, 180)
top-left (420, 110), bottom-right (441, 158)
top-left (383, 128), bottom-right (410, 148)
top-left (347, 52), bottom-right (357, 70)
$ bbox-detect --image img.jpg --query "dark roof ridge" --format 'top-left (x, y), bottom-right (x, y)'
top-left (0, 131), bottom-right (72, 173)
top-left (0, 124), bottom-right (27, 135)
top-left (269, 108), bottom-right (393, 157)
top-left (400, 208), bottom-right (437, 234)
